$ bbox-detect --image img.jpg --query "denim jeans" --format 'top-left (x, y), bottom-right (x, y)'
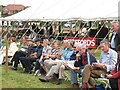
top-left (70, 69), bottom-right (82, 84)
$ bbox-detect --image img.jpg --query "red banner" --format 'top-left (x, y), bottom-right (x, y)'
top-left (64, 37), bottom-right (96, 48)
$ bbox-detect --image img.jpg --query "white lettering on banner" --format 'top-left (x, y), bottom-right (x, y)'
top-left (64, 38), bottom-right (96, 48)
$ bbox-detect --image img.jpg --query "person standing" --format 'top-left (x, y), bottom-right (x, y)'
top-left (110, 21), bottom-right (120, 50)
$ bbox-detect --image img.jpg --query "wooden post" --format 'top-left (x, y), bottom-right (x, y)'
top-left (5, 21), bottom-right (9, 73)
top-left (5, 39), bottom-right (8, 73)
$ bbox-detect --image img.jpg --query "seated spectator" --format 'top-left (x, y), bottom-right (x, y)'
top-left (9, 36), bottom-right (28, 65)
top-left (69, 42), bottom-right (79, 61)
top-left (11, 38), bottom-right (34, 70)
top-left (20, 38), bottom-right (43, 74)
top-left (70, 43), bottom-right (97, 88)
top-left (0, 41), bottom-right (2, 64)
top-left (107, 45), bottom-right (120, 90)
top-left (8, 37), bottom-right (18, 56)
top-left (0, 37), bottom-right (18, 64)
top-left (0, 41), bottom-right (2, 49)
top-left (82, 39), bottom-right (118, 88)
top-left (39, 41), bottom-right (74, 85)
top-left (62, 40), bottom-right (69, 50)
top-left (19, 36), bottom-right (28, 52)
top-left (34, 39), bottom-right (52, 76)
top-left (41, 40), bottom-right (63, 73)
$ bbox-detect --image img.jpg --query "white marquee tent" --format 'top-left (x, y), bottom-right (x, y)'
top-left (1, 0), bottom-right (120, 21)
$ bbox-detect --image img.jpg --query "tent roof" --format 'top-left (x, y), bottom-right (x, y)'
top-left (1, 0), bottom-right (119, 21)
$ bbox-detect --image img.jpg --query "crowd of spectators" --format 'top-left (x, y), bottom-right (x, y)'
top-left (0, 21), bottom-right (120, 89)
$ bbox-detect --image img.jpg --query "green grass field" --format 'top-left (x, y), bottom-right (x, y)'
top-left (1, 66), bottom-right (71, 88)
top-left (1, 49), bottom-right (101, 88)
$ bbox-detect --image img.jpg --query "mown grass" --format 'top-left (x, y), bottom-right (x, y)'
top-left (1, 49), bottom-right (101, 88)
top-left (1, 66), bottom-right (71, 88)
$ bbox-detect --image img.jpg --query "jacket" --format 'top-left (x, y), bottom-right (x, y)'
top-left (73, 50), bottom-right (97, 69)
top-left (110, 32), bottom-right (120, 50)
top-left (111, 59), bottom-right (120, 90)
top-left (34, 45), bottom-right (43, 59)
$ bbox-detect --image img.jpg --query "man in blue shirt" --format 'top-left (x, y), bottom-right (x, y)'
top-left (39, 41), bottom-right (74, 84)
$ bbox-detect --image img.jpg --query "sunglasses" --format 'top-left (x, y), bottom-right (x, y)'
top-left (73, 47), bottom-right (76, 48)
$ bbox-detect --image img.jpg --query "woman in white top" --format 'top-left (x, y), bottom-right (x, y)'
top-left (8, 37), bottom-right (18, 56)
top-left (0, 37), bottom-right (18, 64)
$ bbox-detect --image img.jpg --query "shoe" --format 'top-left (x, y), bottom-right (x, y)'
top-left (23, 69), bottom-right (27, 73)
top-left (23, 69), bottom-right (32, 74)
top-left (71, 84), bottom-right (74, 88)
top-left (27, 71), bottom-right (32, 74)
top-left (53, 73), bottom-right (58, 80)
top-left (82, 82), bottom-right (87, 88)
top-left (73, 83), bottom-right (79, 88)
top-left (71, 83), bottom-right (79, 88)
top-left (11, 67), bottom-right (17, 71)
top-left (37, 73), bottom-right (41, 76)
top-left (39, 78), bottom-right (49, 82)
top-left (56, 79), bottom-right (62, 85)
top-left (34, 70), bottom-right (40, 76)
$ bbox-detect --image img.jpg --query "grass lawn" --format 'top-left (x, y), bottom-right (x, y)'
top-left (1, 49), bottom-right (101, 88)
top-left (1, 66), bottom-right (71, 88)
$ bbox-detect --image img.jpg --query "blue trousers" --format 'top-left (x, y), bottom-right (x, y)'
top-left (70, 69), bottom-right (83, 84)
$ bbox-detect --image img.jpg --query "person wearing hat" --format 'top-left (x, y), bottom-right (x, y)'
top-left (11, 38), bottom-right (34, 70)
top-left (107, 45), bottom-right (120, 90)
top-left (20, 38), bottom-right (43, 74)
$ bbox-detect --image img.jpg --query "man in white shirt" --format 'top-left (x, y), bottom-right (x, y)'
top-left (82, 39), bottom-right (118, 88)
top-left (110, 21), bottom-right (120, 50)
